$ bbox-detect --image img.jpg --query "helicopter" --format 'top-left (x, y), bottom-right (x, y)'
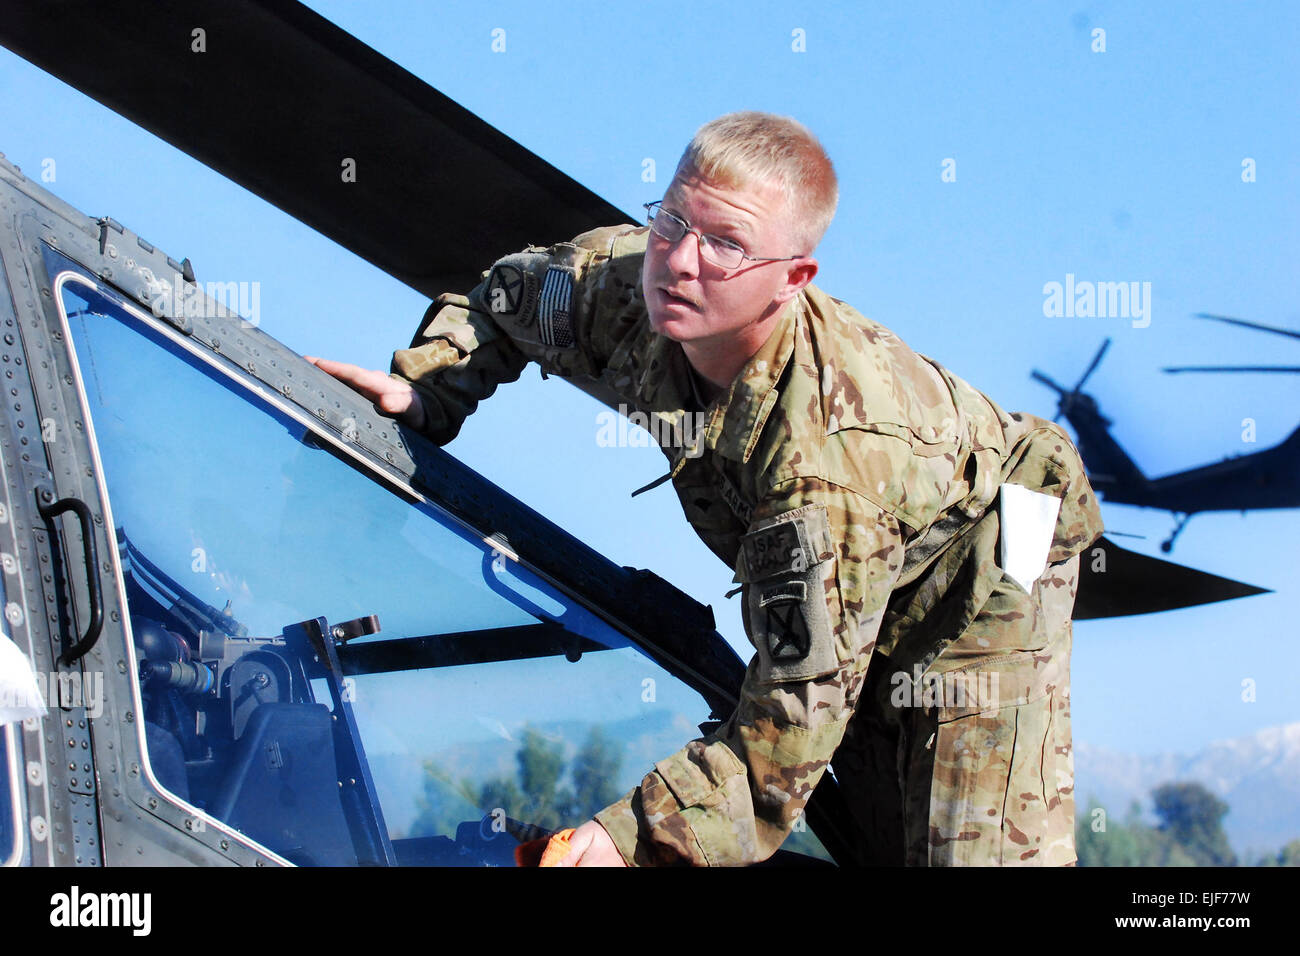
top-left (1033, 319), bottom-right (1300, 552)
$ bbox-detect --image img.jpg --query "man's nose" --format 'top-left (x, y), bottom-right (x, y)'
top-left (665, 229), bottom-right (703, 276)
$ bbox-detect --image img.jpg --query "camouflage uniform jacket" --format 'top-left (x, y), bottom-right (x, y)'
top-left (390, 224), bottom-right (1104, 865)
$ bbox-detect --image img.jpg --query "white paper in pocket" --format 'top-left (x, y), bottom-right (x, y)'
top-left (0, 629), bottom-right (47, 725)
top-left (998, 483), bottom-right (1061, 594)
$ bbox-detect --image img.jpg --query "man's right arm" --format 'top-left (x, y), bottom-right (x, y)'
top-left (387, 287), bottom-right (532, 444)
top-left (304, 287), bottom-right (528, 444)
top-left (312, 224), bottom-right (647, 445)
top-left (302, 356), bottom-right (432, 431)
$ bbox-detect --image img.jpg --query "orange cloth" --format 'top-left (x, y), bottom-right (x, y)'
top-left (513, 827), bottom-right (577, 867)
top-left (540, 827), bottom-right (576, 867)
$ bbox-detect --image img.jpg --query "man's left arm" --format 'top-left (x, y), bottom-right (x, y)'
top-left (581, 477), bottom-right (905, 866)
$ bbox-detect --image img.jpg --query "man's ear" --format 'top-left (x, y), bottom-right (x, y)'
top-left (773, 257), bottom-right (819, 306)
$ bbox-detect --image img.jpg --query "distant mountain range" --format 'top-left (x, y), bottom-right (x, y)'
top-left (1075, 722), bottom-right (1300, 860)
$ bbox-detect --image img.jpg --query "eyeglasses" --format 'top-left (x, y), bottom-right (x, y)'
top-left (643, 201), bottom-right (804, 271)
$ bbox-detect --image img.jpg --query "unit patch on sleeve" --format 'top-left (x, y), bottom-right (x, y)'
top-left (759, 581), bottom-right (812, 661)
top-left (486, 264), bottom-right (539, 325)
top-left (741, 504), bottom-right (832, 581)
top-left (740, 505), bottom-right (839, 681)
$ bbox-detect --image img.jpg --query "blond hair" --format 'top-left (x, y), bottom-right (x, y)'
top-left (675, 112), bottom-right (838, 254)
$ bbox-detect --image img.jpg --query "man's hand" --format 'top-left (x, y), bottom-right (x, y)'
top-left (304, 356), bottom-right (426, 430)
top-left (555, 820), bottom-right (628, 867)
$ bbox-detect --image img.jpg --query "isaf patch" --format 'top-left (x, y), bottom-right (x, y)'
top-left (742, 504), bottom-right (832, 581)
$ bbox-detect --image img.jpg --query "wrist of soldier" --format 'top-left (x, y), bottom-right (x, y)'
top-left (593, 797), bottom-right (642, 867)
top-left (595, 773), bottom-right (715, 866)
top-left (405, 392), bottom-right (427, 431)
top-left (387, 374), bottom-right (434, 435)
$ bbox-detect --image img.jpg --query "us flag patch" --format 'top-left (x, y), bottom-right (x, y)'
top-left (539, 267), bottom-right (575, 348)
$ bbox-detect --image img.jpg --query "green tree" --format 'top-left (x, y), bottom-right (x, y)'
top-left (517, 726), bottom-right (565, 804)
top-left (1257, 837), bottom-right (1300, 867)
top-left (408, 758), bottom-right (480, 839)
top-left (410, 724), bottom-right (629, 839)
top-left (477, 775), bottom-right (526, 822)
top-left (1076, 800), bottom-right (1146, 867)
top-left (1076, 787), bottom-right (1241, 867)
top-left (566, 726), bottom-right (624, 819)
top-left (1150, 782), bottom-right (1236, 867)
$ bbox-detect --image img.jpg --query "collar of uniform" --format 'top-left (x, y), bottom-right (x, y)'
top-left (700, 296), bottom-right (799, 464)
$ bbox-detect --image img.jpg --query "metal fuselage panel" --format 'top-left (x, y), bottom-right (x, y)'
top-left (0, 154), bottom-right (765, 866)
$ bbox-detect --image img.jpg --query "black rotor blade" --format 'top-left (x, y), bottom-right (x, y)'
top-left (0, 0), bottom-right (635, 298)
top-left (1073, 338), bottom-right (1111, 392)
top-left (1193, 313), bottom-right (1300, 341)
top-left (1030, 370), bottom-right (1067, 393)
top-left (1073, 536), bottom-right (1271, 619)
top-left (1163, 366), bottom-right (1300, 374)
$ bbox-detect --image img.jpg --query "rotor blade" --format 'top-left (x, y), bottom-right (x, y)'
top-left (1030, 370), bottom-right (1067, 393)
top-left (1073, 536), bottom-right (1271, 619)
top-left (1163, 365), bottom-right (1300, 374)
top-left (1193, 313), bottom-right (1300, 341)
top-left (0, 0), bottom-right (635, 298)
top-left (1073, 338), bottom-right (1111, 392)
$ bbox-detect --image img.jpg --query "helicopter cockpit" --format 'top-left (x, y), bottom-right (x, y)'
top-left (50, 256), bottom-right (805, 865)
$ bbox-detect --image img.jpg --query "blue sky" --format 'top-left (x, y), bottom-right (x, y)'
top-left (1, 0), bottom-right (1296, 766)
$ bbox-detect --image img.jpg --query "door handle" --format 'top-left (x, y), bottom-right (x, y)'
top-left (37, 490), bottom-right (104, 666)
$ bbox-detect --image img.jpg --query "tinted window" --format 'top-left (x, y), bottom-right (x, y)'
top-left (59, 274), bottom-right (716, 865)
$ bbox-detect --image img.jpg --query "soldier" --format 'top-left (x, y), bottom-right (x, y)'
top-left (307, 111), bottom-right (1103, 866)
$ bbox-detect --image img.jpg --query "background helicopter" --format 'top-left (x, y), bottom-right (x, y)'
top-left (1034, 314), bottom-right (1300, 552)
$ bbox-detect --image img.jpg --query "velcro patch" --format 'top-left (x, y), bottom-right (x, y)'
top-left (759, 581), bottom-right (807, 606)
top-left (539, 266), bottom-right (575, 348)
top-left (747, 570), bottom-right (838, 681)
top-left (741, 504), bottom-right (831, 581)
top-left (486, 264), bottom-right (539, 326)
top-left (760, 583), bottom-right (811, 662)
top-left (739, 505), bottom-right (839, 682)
top-left (717, 470), bottom-right (753, 525)
top-left (486, 264), bottom-right (525, 316)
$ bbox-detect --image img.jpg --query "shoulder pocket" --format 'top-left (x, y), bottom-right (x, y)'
top-left (738, 505), bottom-right (840, 682)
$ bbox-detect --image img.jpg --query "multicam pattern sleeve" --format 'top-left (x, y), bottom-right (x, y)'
top-left (388, 289), bottom-right (530, 445)
top-left (594, 476), bottom-right (906, 865)
top-left (389, 225), bottom-right (648, 444)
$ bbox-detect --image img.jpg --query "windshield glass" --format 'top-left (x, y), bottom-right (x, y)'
top-left (58, 271), bottom-right (718, 865)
